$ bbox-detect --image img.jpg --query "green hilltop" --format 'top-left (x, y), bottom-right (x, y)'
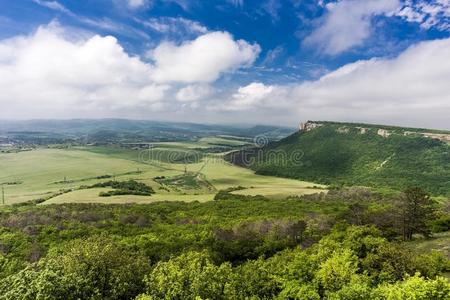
top-left (227, 121), bottom-right (450, 196)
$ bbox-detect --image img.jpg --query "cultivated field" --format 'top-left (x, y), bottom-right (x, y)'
top-left (0, 138), bottom-right (325, 205)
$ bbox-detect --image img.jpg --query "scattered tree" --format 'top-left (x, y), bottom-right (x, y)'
top-left (398, 187), bottom-right (436, 240)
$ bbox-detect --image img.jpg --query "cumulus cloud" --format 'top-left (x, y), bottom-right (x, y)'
top-left (295, 38), bottom-right (450, 109)
top-left (0, 23), bottom-right (262, 119)
top-left (221, 38), bottom-right (450, 129)
top-left (304, 0), bottom-right (400, 55)
top-left (0, 22), bottom-right (170, 118)
top-left (1, 19), bottom-right (449, 129)
top-left (225, 83), bottom-right (277, 110)
top-left (148, 31), bottom-right (260, 83)
top-left (176, 84), bottom-right (213, 102)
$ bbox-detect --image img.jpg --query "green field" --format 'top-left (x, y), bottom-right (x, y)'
top-left (410, 231), bottom-right (450, 259)
top-left (151, 136), bottom-right (251, 149)
top-left (0, 140), bottom-right (325, 205)
top-left (410, 232), bottom-right (450, 279)
top-left (0, 148), bottom-right (151, 203)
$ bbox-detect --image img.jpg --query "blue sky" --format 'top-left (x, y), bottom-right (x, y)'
top-left (0, 0), bottom-right (449, 128)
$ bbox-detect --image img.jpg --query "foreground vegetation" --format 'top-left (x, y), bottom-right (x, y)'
top-left (0, 187), bottom-right (449, 299)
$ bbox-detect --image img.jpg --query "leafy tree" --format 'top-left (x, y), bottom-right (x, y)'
top-left (315, 225), bottom-right (386, 262)
top-left (277, 283), bottom-right (320, 300)
top-left (342, 202), bottom-right (368, 226)
top-left (361, 242), bottom-right (416, 283)
top-left (143, 251), bottom-right (232, 300)
top-left (225, 258), bottom-right (280, 299)
top-left (325, 276), bottom-right (371, 300)
top-left (52, 236), bottom-right (150, 299)
top-left (0, 254), bottom-right (26, 278)
top-left (372, 274), bottom-right (450, 299)
top-left (315, 249), bottom-right (359, 293)
top-left (0, 236), bottom-right (150, 300)
top-left (398, 187), bottom-right (436, 240)
top-left (286, 220), bottom-right (307, 243)
top-left (0, 261), bottom-right (86, 300)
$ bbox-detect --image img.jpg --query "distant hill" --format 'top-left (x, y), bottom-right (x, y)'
top-left (0, 119), bottom-right (295, 144)
top-left (227, 121), bottom-right (450, 196)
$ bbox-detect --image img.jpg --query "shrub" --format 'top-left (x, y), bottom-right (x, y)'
top-left (143, 251), bottom-right (232, 300)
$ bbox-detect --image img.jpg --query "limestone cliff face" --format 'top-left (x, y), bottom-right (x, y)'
top-left (299, 121), bottom-right (323, 132)
top-left (299, 121), bottom-right (450, 143)
top-left (420, 133), bottom-right (450, 142)
top-left (377, 129), bottom-right (391, 138)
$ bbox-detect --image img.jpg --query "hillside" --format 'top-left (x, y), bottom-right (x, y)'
top-left (227, 121), bottom-right (450, 196)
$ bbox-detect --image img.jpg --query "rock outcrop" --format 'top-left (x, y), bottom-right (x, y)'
top-left (299, 121), bottom-right (450, 143)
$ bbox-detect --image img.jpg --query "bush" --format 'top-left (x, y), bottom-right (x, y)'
top-left (92, 180), bottom-right (155, 197)
top-left (372, 274), bottom-right (450, 299)
top-left (315, 249), bottom-right (359, 292)
top-left (0, 236), bottom-right (150, 300)
top-left (143, 251), bottom-right (232, 300)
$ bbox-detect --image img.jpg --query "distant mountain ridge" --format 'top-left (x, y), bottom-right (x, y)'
top-left (227, 121), bottom-right (450, 196)
top-left (0, 119), bottom-right (295, 144)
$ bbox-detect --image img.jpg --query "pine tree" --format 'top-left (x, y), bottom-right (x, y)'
top-left (399, 187), bottom-right (436, 240)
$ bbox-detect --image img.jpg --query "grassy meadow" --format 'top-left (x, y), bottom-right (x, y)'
top-left (0, 137), bottom-right (325, 205)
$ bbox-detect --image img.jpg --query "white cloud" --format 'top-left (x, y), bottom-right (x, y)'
top-left (176, 84), bottom-right (213, 102)
top-left (32, 0), bottom-right (74, 15)
top-left (262, 0), bottom-right (282, 20)
top-left (225, 82), bottom-right (278, 110)
top-left (262, 45), bottom-right (284, 65)
top-left (127, 0), bottom-right (147, 8)
top-left (0, 23), bottom-right (263, 119)
top-left (138, 17), bottom-right (208, 35)
top-left (304, 0), bottom-right (400, 55)
top-left (32, 0), bottom-right (149, 39)
top-left (395, 0), bottom-right (450, 31)
top-left (0, 23), bottom-right (167, 118)
top-left (220, 38), bottom-right (450, 129)
top-left (148, 31), bottom-right (260, 83)
top-left (304, 0), bottom-right (449, 56)
top-left (163, 0), bottom-right (192, 11)
top-left (395, 5), bottom-right (425, 23)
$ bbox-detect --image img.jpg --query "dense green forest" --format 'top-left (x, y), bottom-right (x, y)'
top-left (0, 187), bottom-right (449, 299)
top-left (228, 123), bottom-right (450, 196)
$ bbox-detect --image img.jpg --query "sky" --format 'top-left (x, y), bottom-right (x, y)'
top-left (0, 0), bottom-right (449, 129)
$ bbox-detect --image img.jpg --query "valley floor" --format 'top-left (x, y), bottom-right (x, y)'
top-left (0, 141), bottom-right (325, 205)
